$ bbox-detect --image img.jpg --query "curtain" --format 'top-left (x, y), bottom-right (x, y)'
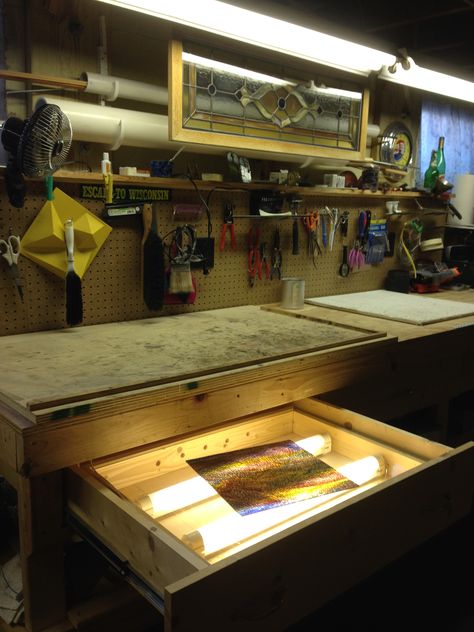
top-left (419, 98), bottom-right (474, 186)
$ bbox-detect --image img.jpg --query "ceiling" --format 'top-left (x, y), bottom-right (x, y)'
top-left (263, 0), bottom-right (474, 82)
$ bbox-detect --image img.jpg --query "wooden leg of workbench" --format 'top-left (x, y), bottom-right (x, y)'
top-left (17, 472), bottom-right (67, 632)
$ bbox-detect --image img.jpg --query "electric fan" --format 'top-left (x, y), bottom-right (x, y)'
top-left (1, 103), bottom-right (72, 207)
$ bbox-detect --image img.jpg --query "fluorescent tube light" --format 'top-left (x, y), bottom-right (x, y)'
top-left (95, 0), bottom-right (396, 76)
top-left (182, 52), bottom-right (295, 86)
top-left (379, 57), bottom-right (474, 104)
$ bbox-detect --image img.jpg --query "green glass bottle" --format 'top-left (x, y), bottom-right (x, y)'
top-left (423, 149), bottom-right (438, 189)
top-left (436, 136), bottom-right (446, 180)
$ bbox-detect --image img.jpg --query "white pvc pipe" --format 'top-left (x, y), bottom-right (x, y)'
top-left (82, 71), bottom-right (168, 105)
top-left (34, 96), bottom-right (171, 151)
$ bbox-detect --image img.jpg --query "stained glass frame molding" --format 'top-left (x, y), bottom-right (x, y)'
top-left (169, 40), bottom-right (369, 161)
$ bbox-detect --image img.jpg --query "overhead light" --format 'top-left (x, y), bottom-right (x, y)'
top-left (379, 57), bottom-right (474, 104)
top-left (182, 52), bottom-right (296, 86)
top-left (95, 0), bottom-right (396, 76)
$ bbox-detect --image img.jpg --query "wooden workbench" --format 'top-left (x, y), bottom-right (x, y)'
top-left (1, 294), bottom-right (474, 632)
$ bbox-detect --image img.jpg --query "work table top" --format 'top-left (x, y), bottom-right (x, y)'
top-left (1, 291), bottom-right (474, 423)
top-left (0, 305), bottom-right (386, 416)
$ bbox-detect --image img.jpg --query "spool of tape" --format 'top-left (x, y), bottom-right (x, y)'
top-left (420, 238), bottom-right (444, 252)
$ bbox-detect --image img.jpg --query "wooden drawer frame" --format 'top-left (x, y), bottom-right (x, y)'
top-left (67, 398), bottom-right (474, 631)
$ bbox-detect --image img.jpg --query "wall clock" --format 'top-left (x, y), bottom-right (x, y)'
top-left (379, 122), bottom-right (413, 169)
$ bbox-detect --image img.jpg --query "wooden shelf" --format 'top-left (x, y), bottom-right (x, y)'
top-left (31, 170), bottom-right (423, 198)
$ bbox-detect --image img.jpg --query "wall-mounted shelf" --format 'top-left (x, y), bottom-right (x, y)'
top-left (21, 170), bottom-right (424, 198)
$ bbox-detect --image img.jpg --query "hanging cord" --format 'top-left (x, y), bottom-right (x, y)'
top-left (162, 225), bottom-right (203, 265)
top-left (398, 218), bottom-right (422, 277)
top-left (186, 175), bottom-right (214, 238)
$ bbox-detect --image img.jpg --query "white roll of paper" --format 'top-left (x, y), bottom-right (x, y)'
top-left (448, 174), bottom-right (474, 226)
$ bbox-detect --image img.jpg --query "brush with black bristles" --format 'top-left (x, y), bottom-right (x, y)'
top-left (142, 203), bottom-right (165, 310)
top-left (64, 218), bottom-right (83, 326)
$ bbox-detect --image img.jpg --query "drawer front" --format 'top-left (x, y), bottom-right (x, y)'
top-left (165, 442), bottom-right (474, 631)
top-left (67, 401), bottom-right (474, 631)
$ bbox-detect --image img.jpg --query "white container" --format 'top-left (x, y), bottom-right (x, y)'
top-left (280, 278), bottom-right (305, 310)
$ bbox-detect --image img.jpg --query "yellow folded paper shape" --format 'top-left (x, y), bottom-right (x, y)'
top-left (21, 188), bottom-right (112, 279)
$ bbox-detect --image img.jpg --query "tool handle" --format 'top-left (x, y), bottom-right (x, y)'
top-left (45, 175), bottom-right (54, 201)
top-left (292, 218), bottom-right (299, 255)
top-left (64, 219), bottom-right (75, 263)
top-left (219, 224), bottom-right (227, 251)
top-left (142, 204), bottom-right (152, 245)
top-left (447, 202), bottom-right (462, 220)
top-left (230, 224), bottom-right (237, 250)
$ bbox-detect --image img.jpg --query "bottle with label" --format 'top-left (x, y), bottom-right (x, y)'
top-left (436, 136), bottom-right (446, 180)
top-left (423, 149), bottom-right (438, 189)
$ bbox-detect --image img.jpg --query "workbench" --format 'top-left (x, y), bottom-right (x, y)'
top-left (0, 295), bottom-right (473, 632)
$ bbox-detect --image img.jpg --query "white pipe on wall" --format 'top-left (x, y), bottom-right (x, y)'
top-left (82, 72), bottom-right (169, 105)
top-left (35, 96), bottom-right (172, 151)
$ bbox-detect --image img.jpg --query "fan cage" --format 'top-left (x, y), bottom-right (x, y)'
top-left (19, 104), bottom-right (72, 177)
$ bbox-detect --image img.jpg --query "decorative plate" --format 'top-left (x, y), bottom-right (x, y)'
top-left (379, 122), bottom-right (413, 169)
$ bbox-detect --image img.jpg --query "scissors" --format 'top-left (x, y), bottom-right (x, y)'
top-left (0, 234), bottom-right (24, 302)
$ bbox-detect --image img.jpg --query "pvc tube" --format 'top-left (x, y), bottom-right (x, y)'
top-left (82, 72), bottom-right (168, 105)
top-left (34, 96), bottom-right (171, 150)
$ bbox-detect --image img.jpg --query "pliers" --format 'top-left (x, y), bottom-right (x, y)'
top-left (219, 202), bottom-right (237, 251)
top-left (260, 243), bottom-right (270, 279)
top-left (248, 225), bottom-right (262, 286)
top-left (270, 228), bottom-right (282, 280)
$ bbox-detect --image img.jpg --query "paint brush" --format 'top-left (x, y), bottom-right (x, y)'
top-left (142, 203), bottom-right (165, 310)
top-left (64, 218), bottom-right (83, 326)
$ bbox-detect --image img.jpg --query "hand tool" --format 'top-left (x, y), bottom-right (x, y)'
top-left (219, 202), bottom-right (237, 251)
top-left (270, 228), bottom-right (282, 280)
top-left (320, 213), bottom-right (327, 250)
top-left (260, 243), bottom-right (271, 279)
top-left (338, 212), bottom-right (349, 277)
top-left (142, 203), bottom-right (165, 310)
top-left (64, 219), bottom-right (83, 326)
top-left (247, 225), bottom-right (262, 287)
top-left (302, 211), bottom-right (321, 268)
top-left (289, 197), bottom-right (302, 255)
top-left (348, 211), bottom-right (367, 270)
top-left (0, 234), bottom-right (24, 302)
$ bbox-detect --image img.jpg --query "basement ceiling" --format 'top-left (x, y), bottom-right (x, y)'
top-left (264, 0), bottom-right (474, 82)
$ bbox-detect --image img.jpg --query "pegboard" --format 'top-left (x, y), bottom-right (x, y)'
top-left (0, 179), bottom-right (445, 336)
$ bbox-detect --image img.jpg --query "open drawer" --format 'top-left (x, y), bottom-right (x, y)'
top-left (67, 398), bottom-right (474, 631)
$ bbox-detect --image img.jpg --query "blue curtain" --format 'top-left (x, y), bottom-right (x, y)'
top-left (419, 98), bottom-right (474, 186)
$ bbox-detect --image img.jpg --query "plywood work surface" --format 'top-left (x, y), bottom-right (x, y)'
top-left (306, 290), bottom-right (474, 325)
top-left (0, 306), bottom-right (383, 413)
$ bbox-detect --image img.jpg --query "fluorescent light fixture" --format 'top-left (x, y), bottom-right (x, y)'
top-left (95, 0), bottom-right (396, 76)
top-left (306, 80), bottom-right (362, 100)
top-left (182, 52), bottom-right (295, 86)
top-left (183, 454), bottom-right (387, 556)
top-left (137, 434), bottom-right (332, 518)
top-left (379, 57), bottom-right (474, 104)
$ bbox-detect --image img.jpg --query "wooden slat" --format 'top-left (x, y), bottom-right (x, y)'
top-left (17, 473), bottom-right (67, 631)
top-left (0, 69), bottom-right (87, 90)
top-left (0, 167), bottom-right (423, 198)
top-left (67, 467), bottom-right (207, 596)
top-left (94, 407), bottom-right (294, 489)
top-left (294, 399), bottom-right (449, 460)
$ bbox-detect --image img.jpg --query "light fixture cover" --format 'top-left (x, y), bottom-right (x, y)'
top-left (379, 58), bottom-right (474, 104)
top-left (96, 0), bottom-right (396, 76)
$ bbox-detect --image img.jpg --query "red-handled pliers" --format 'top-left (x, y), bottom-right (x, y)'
top-left (219, 202), bottom-right (237, 251)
